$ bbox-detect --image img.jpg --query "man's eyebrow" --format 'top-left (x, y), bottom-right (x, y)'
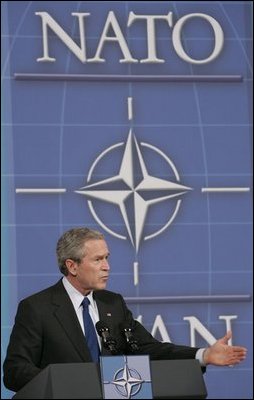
top-left (94, 252), bottom-right (110, 258)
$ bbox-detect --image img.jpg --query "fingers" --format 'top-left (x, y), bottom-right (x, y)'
top-left (225, 330), bottom-right (232, 340)
top-left (226, 353), bottom-right (247, 365)
top-left (227, 346), bottom-right (247, 356)
top-left (227, 348), bottom-right (246, 355)
top-left (231, 346), bottom-right (247, 353)
top-left (225, 348), bottom-right (247, 364)
top-left (220, 330), bottom-right (232, 344)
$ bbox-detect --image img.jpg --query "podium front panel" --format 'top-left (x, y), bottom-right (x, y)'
top-left (151, 359), bottom-right (207, 399)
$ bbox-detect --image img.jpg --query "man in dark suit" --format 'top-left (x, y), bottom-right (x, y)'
top-left (3, 228), bottom-right (247, 392)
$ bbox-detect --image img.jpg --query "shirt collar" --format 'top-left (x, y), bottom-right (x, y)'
top-left (62, 276), bottom-right (95, 311)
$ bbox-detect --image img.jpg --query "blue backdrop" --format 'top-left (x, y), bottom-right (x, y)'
top-left (1, 1), bottom-right (253, 399)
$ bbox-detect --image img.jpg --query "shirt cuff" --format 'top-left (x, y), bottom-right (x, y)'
top-left (195, 348), bottom-right (207, 366)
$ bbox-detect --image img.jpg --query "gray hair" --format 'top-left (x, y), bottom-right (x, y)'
top-left (56, 227), bottom-right (104, 276)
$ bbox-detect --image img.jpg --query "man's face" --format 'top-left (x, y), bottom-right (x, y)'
top-left (66, 239), bottom-right (110, 295)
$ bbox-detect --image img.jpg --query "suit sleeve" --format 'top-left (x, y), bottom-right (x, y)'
top-left (3, 299), bottom-right (42, 392)
top-left (117, 294), bottom-right (199, 361)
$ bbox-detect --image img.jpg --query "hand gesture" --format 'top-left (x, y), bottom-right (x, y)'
top-left (203, 331), bottom-right (247, 366)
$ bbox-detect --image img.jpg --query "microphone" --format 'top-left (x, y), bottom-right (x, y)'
top-left (96, 321), bottom-right (118, 354)
top-left (120, 321), bottom-right (140, 352)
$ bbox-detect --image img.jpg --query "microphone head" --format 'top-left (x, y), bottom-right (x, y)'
top-left (95, 320), bottom-right (109, 335)
top-left (96, 321), bottom-right (118, 353)
top-left (119, 319), bottom-right (135, 332)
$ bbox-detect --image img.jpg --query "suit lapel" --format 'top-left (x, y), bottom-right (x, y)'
top-left (94, 291), bottom-right (115, 327)
top-left (51, 280), bottom-right (92, 362)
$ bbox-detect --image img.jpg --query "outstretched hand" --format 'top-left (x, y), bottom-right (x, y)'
top-left (203, 331), bottom-right (247, 366)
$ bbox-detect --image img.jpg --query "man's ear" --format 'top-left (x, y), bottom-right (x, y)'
top-left (65, 259), bottom-right (77, 276)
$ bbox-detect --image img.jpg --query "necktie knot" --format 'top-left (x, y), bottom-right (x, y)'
top-left (82, 297), bottom-right (90, 308)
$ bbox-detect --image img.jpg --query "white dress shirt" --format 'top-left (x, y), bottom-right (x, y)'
top-left (62, 277), bottom-right (101, 349)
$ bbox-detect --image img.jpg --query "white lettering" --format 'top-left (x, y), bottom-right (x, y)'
top-left (184, 315), bottom-right (238, 346)
top-left (136, 314), bottom-right (238, 345)
top-left (172, 13), bottom-right (224, 64)
top-left (219, 315), bottom-right (237, 345)
top-left (128, 12), bottom-right (173, 63)
top-left (151, 315), bottom-right (172, 342)
top-left (136, 315), bottom-right (142, 324)
top-left (88, 11), bottom-right (138, 63)
top-left (184, 316), bottom-right (217, 346)
top-left (36, 11), bottom-right (224, 65)
top-left (36, 12), bottom-right (90, 62)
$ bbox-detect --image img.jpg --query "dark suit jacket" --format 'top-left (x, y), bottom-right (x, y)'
top-left (3, 279), bottom-right (199, 392)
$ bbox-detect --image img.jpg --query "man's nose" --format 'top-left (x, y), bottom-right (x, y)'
top-left (102, 259), bottom-right (110, 270)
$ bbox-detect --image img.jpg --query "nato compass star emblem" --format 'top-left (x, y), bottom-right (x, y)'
top-left (111, 362), bottom-right (143, 398)
top-left (15, 96), bottom-right (250, 285)
top-left (101, 355), bottom-right (152, 399)
top-left (75, 129), bottom-right (191, 252)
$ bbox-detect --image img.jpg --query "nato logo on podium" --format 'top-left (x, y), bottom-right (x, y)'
top-left (100, 355), bottom-right (153, 399)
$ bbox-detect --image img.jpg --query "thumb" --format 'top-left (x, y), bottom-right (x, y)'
top-left (220, 330), bottom-right (232, 344)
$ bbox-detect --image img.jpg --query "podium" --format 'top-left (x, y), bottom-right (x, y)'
top-left (13, 360), bottom-right (207, 399)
